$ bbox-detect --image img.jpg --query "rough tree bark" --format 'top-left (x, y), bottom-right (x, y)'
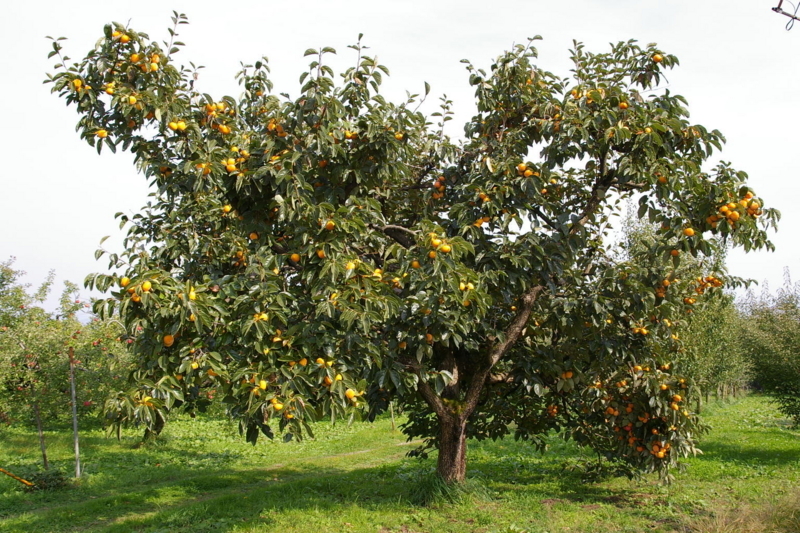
top-left (437, 413), bottom-right (469, 483)
top-left (30, 382), bottom-right (49, 470)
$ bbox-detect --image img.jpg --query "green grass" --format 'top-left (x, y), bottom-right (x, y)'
top-left (1, 395), bottom-right (798, 532)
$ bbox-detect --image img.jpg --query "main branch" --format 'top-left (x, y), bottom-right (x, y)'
top-left (462, 284), bottom-right (545, 410)
top-left (372, 224), bottom-right (417, 248)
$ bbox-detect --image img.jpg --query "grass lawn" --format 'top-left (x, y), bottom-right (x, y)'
top-left (1, 394), bottom-right (798, 533)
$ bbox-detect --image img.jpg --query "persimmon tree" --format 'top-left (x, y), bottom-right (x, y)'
top-left (48, 17), bottom-right (778, 484)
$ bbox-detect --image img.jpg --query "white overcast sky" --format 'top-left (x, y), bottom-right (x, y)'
top-left (1, 0), bottom-right (798, 311)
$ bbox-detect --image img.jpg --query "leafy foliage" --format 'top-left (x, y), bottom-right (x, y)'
top-left (0, 258), bottom-right (133, 428)
top-left (0, 258), bottom-right (31, 329)
top-left (47, 16), bottom-right (778, 482)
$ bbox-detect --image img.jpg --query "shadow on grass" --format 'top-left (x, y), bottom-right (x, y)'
top-left (3, 433), bottom-right (593, 533)
top-left (459, 452), bottom-right (691, 533)
top-left (0, 442), bottom-right (247, 518)
top-left (1, 461), bottom-right (421, 533)
top-left (6, 410), bottom-right (797, 533)
top-left (3, 442), bottom-right (714, 533)
top-left (0, 433), bottom-right (41, 453)
top-left (694, 440), bottom-right (800, 467)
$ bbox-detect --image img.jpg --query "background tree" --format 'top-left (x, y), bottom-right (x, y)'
top-left (682, 292), bottom-right (751, 408)
top-left (740, 274), bottom-right (800, 425)
top-left (0, 260), bottom-right (133, 471)
top-left (48, 17), bottom-right (778, 484)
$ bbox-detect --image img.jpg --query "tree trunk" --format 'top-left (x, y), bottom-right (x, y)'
top-left (437, 414), bottom-right (468, 484)
top-left (412, 285), bottom-right (545, 486)
top-left (142, 410), bottom-right (165, 443)
top-left (30, 383), bottom-right (49, 470)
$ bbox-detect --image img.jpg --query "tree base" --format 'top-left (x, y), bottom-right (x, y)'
top-left (436, 416), bottom-right (468, 483)
top-left (411, 471), bottom-right (491, 506)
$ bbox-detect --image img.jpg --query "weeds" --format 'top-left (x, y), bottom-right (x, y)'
top-left (410, 471), bottom-right (494, 506)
